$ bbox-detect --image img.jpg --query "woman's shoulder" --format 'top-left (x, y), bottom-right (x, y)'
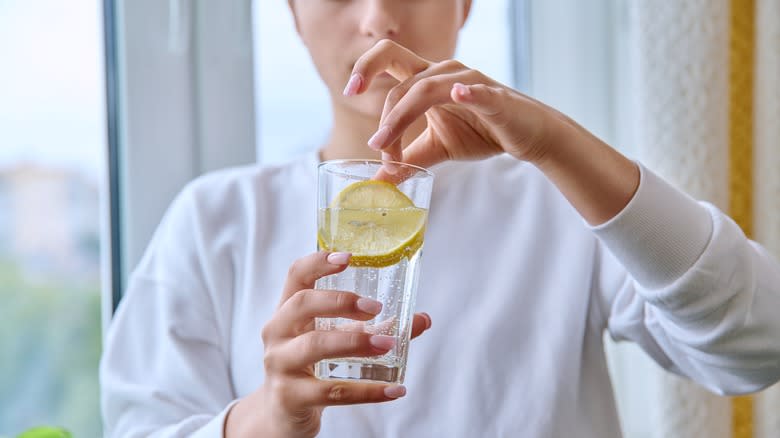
top-left (180, 151), bottom-right (317, 209)
top-left (150, 151), bottom-right (317, 240)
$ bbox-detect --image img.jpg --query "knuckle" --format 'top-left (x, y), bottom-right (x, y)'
top-left (303, 331), bottom-right (326, 353)
top-left (386, 84), bottom-right (408, 106)
top-left (263, 345), bottom-right (282, 372)
top-left (334, 291), bottom-right (356, 311)
top-left (376, 38), bottom-right (396, 51)
top-left (413, 78), bottom-right (437, 94)
top-left (472, 69), bottom-right (489, 82)
top-left (260, 324), bottom-right (273, 344)
top-left (287, 258), bottom-right (304, 279)
top-left (495, 86), bottom-right (512, 100)
top-left (346, 332), bottom-right (364, 350)
top-left (267, 378), bottom-right (294, 407)
top-left (327, 384), bottom-right (350, 402)
top-left (291, 289), bottom-right (311, 307)
top-left (438, 59), bottom-right (465, 72)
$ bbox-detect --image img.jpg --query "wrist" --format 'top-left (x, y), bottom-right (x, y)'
top-left (226, 385), bottom-right (321, 438)
top-left (531, 120), bottom-right (639, 225)
top-left (225, 389), bottom-right (273, 438)
top-left (526, 112), bottom-right (581, 169)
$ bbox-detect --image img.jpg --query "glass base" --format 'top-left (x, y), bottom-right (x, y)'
top-left (316, 360), bottom-right (403, 384)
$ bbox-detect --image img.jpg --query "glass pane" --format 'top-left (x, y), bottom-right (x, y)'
top-left (253, 1), bottom-right (512, 165)
top-left (0, 1), bottom-right (106, 436)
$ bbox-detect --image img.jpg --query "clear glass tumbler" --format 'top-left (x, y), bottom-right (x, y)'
top-left (314, 159), bottom-right (434, 384)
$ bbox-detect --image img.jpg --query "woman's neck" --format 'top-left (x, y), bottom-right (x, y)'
top-left (320, 102), bottom-right (427, 162)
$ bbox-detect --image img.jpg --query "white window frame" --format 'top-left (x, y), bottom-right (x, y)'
top-left (104, 0), bottom-right (256, 320)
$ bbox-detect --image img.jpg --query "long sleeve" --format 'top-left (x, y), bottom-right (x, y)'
top-left (100, 180), bottom-right (238, 437)
top-left (593, 164), bottom-right (780, 395)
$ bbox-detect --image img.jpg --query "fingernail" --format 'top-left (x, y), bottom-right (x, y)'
top-left (368, 126), bottom-right (391, 151)
top-left (327, 252), bottom-right (351, 265)
top-left (422, 312), bottom-right (432, 329)
top-left (343, 73), bottom-right (363, 96)
top-left (453, 83), bottom-right (472, 99)
top-left (384, 385), bottom-right (407, 399)
top-left (356, 297), bottom-right (383, 314)
top-left (369, 335), bottom-right (396, 350)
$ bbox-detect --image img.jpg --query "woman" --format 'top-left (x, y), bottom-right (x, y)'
top-left (101, 1), bottom-right (780, 437)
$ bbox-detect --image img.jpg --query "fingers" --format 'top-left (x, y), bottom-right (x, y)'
top-left (265, 309), bottom-right (433, 370)
top-left (368, 71), bottom-right (482, 154)
top-left (270, 331), bottom-right (396, 371)
top-left (395, 130), bottom-right (450, 170)
top-left (267, 290), bottom-right (383, 339)
top-left (270, 378), bottom-right (406, 411)
top-left (280, 251), bottom-right (351, 307)
top-left (450, 82), bottom-right (507, 118)
top-left (309, 380), bottom-right (407, 407)
top-left (345, 39), bottom-right (431, 96)
top-left (410, 312), bottom-right (432, 339)
top-left (322, 311), bottom-right (432, 338)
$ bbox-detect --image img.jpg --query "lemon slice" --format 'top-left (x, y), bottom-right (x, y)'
top-left (318, 181), bottom-right (427, 268)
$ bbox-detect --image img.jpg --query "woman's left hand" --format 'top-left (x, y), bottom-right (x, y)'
top-left (346, 39), bottom-right (580, 169)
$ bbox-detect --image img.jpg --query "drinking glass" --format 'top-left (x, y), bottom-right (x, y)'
top-left (314, 159), bottom-right (434, 384)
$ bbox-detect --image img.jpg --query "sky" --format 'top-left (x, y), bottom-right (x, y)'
top-left (0, 0), bottom-right (107, 179)
top-left (0, 1), bottom-right (513, 173)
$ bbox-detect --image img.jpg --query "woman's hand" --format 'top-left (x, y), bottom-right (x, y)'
top-left (345, 39), bottom-right (577, 169)
top-left (225, 251), bottom-right (432, 438)
top-left (347, 39), bottom-right (639, 225)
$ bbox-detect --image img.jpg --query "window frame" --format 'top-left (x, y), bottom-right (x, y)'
top-left (103, 0), bottom-right (257, 319)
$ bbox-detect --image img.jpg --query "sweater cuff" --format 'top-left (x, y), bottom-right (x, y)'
top-left (190, 400), bottom-right (240, 438)
top-left (590, 163), bottom-right (713, 290)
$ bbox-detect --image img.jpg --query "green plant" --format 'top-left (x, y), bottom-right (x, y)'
top-left (16, 427), bottom-right (72, 438)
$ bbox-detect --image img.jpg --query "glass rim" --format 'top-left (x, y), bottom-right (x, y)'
top-left (318, 159), bottom-right (434, 178)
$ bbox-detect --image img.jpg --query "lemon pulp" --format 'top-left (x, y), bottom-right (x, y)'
top-left (318, 180), bottom-right (427, 268)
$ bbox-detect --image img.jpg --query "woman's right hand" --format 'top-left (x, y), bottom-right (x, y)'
top-left (225, 251), bottom-right (432, 438)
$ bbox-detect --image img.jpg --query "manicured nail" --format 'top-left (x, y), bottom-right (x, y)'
top-left (369, 335), bottom-right (396, 350)
top-left (453, 83), bottom-right (471, 99)
top-left (422, 312), bottom-right (432, 329)
top-left (384, 385), bottom-right (407, 399)
top-left (327, 252), bottom-right (351, 265)
top-left (343, 73), bottom-right (363, 96)
top-left (356, 298), bottom-right (383, 315)
top-left (368, 126), bottom-right (391, 151)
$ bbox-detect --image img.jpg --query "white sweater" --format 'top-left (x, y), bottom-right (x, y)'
top-left (101, 152), bottom-right (780, 437)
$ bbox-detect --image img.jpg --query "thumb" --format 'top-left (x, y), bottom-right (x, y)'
top-left (372, 131), bottom-right (445, 184)
top-left (450, 83), bottom-right (505, 118)
top-left (399, 129), bottom-right (449, 171)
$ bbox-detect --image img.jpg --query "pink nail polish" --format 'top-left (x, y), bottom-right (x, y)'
top-left (453, 83), bottom-right (471, 99)
top-left (384, 385), bottom-right (406, 399)
top-left (368, 126), bottom-right (391, 151)
top-left (422, 312), bottom-right (432, 329)
top-left (343, 73), bottom-right (363, 96)
top-left (369, 335), bottom-right (396, 350)
top-left (356, 297), bottom-right (382, 314)
top-left (327, 252), bottom-right (351, 265)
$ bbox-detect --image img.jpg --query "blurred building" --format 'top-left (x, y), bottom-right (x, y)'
top-left (0, 163), bottom-right (99, 278)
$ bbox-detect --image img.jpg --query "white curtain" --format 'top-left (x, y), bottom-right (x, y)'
top-left (752, 0), bottom-right (780, 436)
top-left (610, 1), bottom-right (733, 437)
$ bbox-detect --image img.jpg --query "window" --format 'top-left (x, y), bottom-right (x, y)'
top-left (253, 1), bottom-right (514, 165)
top-left (0, 1), bottom-right (106, 435)
top-left (111, 1), bottom-right (646, 434)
